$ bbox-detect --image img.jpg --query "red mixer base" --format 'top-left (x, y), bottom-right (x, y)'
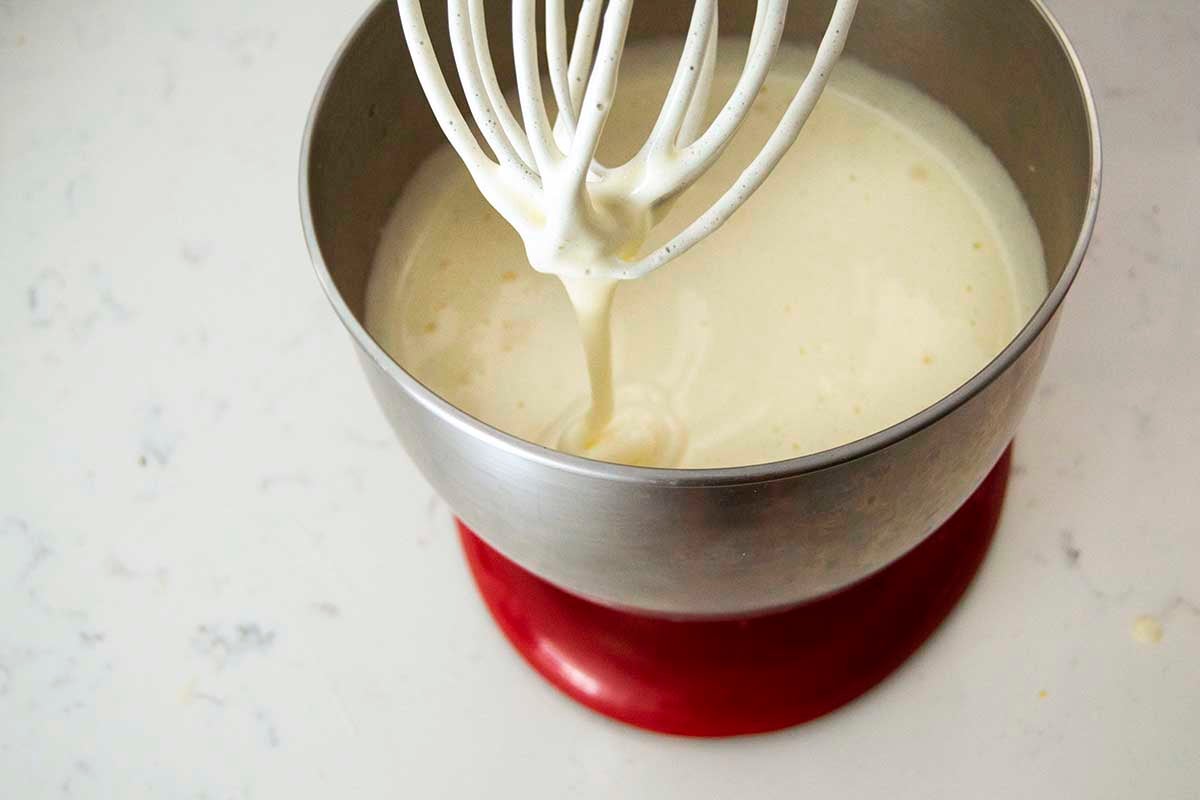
top-left (458, 447), bottom-right (1012, 737)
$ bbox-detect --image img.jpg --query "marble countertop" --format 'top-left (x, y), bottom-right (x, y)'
top-left (3, 0), bottom-right (1198, 797)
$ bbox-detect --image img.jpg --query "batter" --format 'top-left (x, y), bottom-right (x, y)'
top-left (365, 42), bottom-right (1047, 468)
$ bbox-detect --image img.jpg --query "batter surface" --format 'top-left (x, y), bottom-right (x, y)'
top-left (365, 42), bottom-right (1046, 468)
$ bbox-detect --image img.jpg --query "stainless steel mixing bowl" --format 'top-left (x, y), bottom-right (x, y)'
top-left (300, 0), bottom-right (1100, 617)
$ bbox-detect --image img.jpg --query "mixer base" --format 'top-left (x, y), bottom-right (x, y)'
top-left (458, 447), bottom-right (1012, 737)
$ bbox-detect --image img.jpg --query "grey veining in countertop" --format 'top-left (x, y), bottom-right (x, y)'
top-left (1, 0), bottom-right (1198, 797)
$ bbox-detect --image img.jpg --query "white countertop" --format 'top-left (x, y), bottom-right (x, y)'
top-left (2, 1), bottom-right (1198, 797)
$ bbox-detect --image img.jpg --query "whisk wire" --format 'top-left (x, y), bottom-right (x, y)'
top-left (395, 0), bottom-right (858, 277)
top-left (513, 0), bottom-right (564, 172)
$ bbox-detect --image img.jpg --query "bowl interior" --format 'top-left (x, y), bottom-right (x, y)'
top-left (302, 0), bottom-right (1098, 477)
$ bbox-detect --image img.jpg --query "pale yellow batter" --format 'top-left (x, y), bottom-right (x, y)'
top-left (365, 42), bottom-right (1046, 468)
